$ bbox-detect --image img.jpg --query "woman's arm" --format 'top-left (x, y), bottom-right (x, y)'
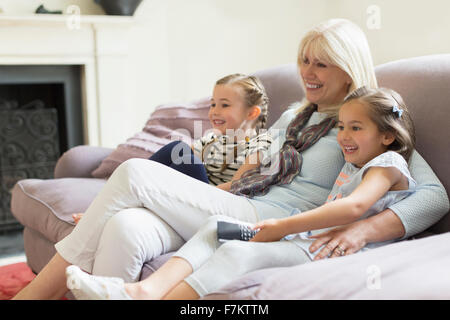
top-left (251, 166), bottom-right (403, 242)
top-left (388, 150), bottom-right (449, 239)
top-left (309, 208), bottom-right (405, 259)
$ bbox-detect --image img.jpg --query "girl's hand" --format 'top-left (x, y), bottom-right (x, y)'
top-left (308, 220), bottom-right (368, 260)
top-left (72, 213), bottom-right (84, 225)
top-left (216, 182), bottom-right (232, 192)
top-left (250, 219), bottom-right (285, 242)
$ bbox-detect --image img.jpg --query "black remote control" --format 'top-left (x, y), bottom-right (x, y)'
top-left (217, 220), bottom-right (258, 242)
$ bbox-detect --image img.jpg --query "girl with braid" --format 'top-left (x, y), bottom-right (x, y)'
top-left (150, 73), bottom-right (272, 190)
top-left (72, 73), bottom-right (272, 224)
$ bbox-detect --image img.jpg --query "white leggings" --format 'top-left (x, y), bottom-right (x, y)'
top-left (55, 159), bottom-right (259, 282)
top-left (173, 215), bottom-right (311, 297)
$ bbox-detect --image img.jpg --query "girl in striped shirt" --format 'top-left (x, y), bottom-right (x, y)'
top-left (189, 73), bottom-right (272, 189)
top-left (72, 73), bottom-right (272, 224)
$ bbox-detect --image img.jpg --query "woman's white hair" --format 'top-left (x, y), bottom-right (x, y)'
top-left (296, 19), bottom-right (378, 115)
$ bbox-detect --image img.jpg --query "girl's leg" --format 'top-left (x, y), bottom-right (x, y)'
top-left (163, 280), bottom-right (199, 300)
top-left (109, 159), bottom-right (258, 241)
top-left (126, 215), bottom-right (229, 299)
top-left (16, 159), bottom-right (255, 300)
top-left (148, 141), bottom-right (182, 164)
top-left (56, 158), bottom-right (251, 274)
top-left (66, 215), bottom-right (229, 299)
top-left (68, 240), bottom-right (306, 300)
top-left (126, 257), bottom-right (193, 299)
top-left (149, 141), bottom-right (209, 183)
top-left (14, 160), bottom-right (183, 299)
top-left (181, 240), bottom-right (311, 298)
top-left (13, 253), bottom-right (70, 300)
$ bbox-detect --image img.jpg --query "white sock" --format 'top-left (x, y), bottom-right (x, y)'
top-left (66, 265), bottom-right (132, 300)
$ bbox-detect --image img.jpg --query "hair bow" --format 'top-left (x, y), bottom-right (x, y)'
top-left (392, 104), bottom-right (403, 118)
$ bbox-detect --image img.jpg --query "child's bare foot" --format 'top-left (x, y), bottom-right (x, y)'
top-left (72, 213), bottom-right (84, 224)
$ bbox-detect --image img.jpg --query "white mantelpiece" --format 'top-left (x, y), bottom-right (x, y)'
top-left (0, 14), bottom-right (136, 147)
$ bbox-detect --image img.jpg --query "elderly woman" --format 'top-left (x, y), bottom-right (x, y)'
top-left (14, 19), bottom-right (448, 300)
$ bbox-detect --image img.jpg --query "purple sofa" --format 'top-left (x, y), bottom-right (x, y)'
top-left (11, 55), bottom-right (450, 299)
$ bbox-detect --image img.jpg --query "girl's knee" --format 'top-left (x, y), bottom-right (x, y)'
top-left (193, 216), bottom-right (222, 240)
top-left (205, 215), bottom-right (225, 225)
top-left (217, 240), bottom-right (252, 260)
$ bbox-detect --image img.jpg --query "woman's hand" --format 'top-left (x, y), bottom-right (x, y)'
top-left (250, 219), bottom-right (286, 242)
top-left (308, 220), bottom-right (368, 260)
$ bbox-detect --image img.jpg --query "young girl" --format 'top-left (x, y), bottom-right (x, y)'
top-left (251, 86), bottom-right (416, 252)
top-left (66, 86), bottom-right (416, 300)
top-left (72, 73), bottom-right (272, 224)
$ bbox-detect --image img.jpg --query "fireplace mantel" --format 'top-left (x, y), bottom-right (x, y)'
top-left (0, 14), bottom-right (134, 27)
top-left (0, 14), bottom-right (138, 147)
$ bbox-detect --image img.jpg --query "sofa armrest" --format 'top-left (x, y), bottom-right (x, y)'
top-left (54, 145), bottom-right (114, 178)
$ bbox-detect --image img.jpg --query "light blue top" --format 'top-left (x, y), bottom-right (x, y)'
top-left (247, 104), bottom-right (449, 239)
top-left (290, 151), bottom-right (417, 260)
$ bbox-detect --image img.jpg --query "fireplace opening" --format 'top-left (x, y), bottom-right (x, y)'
top-left (0, 65), bottom-right (84, 233)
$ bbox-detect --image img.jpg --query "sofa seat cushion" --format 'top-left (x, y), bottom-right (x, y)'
top-left (11, 178), bottom-right (106, 243)
top-left (206, 232), bottom-right (450, 299)
top-left (140, 252), bottom-right (174, 280)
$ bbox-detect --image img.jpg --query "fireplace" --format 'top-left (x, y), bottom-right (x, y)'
top-left (0, 14), bottom-right (137, 234)
top-left (0, 65), bottom-right (84, 232)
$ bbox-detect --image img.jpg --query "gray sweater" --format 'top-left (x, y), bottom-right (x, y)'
top-left (249, 107), bottom-right (449, 238)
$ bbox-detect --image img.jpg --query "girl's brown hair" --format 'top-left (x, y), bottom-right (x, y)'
top-left (344, 86), bottom-right (415, 161)
top-left (215, 73), bottom-right (269, 132)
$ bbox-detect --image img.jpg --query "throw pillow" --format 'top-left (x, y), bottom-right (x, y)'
top-left (91, 97), bottom-right (211, 179)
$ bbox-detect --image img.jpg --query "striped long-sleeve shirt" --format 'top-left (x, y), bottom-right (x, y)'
top-left (192, 131), bottom-right (272, 186)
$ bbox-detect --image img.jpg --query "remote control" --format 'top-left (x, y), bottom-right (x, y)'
top-left (217, 220), bottom-right (258, 242)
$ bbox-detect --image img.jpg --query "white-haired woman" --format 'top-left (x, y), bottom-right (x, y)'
top-left (14, 19), bottom-right (448, 300)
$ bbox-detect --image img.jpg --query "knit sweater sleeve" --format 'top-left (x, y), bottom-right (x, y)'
top-left (389, 150), bottom-right (449, 239)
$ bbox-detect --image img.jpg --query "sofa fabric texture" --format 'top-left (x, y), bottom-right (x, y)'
top-left (10, 55), bottom-right (450, 298)
top-left (203, 232), bottom-right (450, 299)
top-left (11, 178), bottom-right (106, 242)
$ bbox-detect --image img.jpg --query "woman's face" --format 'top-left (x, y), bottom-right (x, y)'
top-left (299, 52), bottom-right (352, 112)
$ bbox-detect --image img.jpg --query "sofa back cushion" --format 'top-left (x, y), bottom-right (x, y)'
top-left (91, 98), bottom-right (212, 178)
top-left (375, 54), bottom-right (450, 233)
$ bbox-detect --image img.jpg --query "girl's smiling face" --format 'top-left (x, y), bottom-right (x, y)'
top-left (337, 100), bottom-right (395, 168)
top-left (209, 84), bottom-right (255, 135)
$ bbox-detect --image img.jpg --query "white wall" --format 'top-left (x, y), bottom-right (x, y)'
top-left (124, 0), bottom-right (450, 147)
top-left (162, 0), bottom-right (330, 102)
top-left (1, 0), bottom-right (449, 147)
top-left (328, 0), bottom-right (450, 65)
